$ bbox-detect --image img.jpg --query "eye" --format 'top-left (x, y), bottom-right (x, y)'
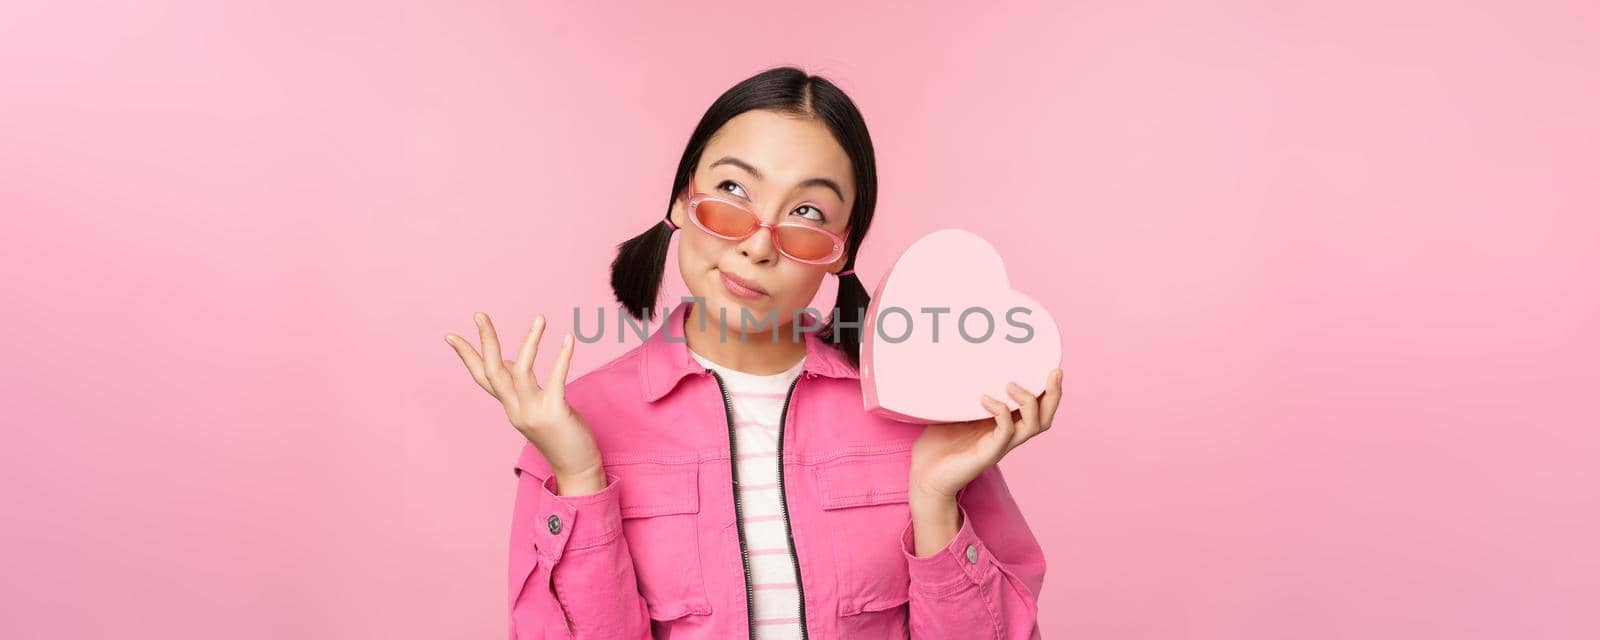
top-left (716, 180), bottom-right (748, 199)
top-left (792, 204), bottom-right (827, 224)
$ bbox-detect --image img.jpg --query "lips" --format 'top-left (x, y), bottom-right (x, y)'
top-left (719, 270), bottom-right (767, 297)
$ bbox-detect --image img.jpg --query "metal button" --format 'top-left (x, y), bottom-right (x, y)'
top-left (547, 514), bottom-right (562, 535)
top-left (965, 544), bottom-right (979, 563)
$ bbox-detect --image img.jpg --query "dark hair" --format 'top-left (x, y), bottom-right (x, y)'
top-left (609, 65), bottom-right (878, 369)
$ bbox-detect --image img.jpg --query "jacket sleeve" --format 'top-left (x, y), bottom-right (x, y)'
top-left (509, 442), bottom-right (652, 639)
top-left (898, 462), bottom-right (1047, 640)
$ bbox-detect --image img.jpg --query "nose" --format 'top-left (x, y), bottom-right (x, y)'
top-left (736, 223), bottom-right (778, 263)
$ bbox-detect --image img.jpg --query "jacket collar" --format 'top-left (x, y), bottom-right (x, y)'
top-left (639, 299), bottom-right (859, 402)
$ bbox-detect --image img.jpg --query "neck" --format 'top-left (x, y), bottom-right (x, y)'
top-left (683, 303), bottom-right (806, 375)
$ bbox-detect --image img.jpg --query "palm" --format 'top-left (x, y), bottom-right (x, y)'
top-left (445, 312), bottom-right (602, 478)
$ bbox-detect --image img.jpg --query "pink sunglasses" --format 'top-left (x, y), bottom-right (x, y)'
top-left (666, 170), bottom-right (848, 265)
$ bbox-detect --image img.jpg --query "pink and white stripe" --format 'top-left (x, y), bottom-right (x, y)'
top-left (690, 349), bottom-right (807, 639)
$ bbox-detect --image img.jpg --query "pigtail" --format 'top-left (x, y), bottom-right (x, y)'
top-left (610, 218), bottom-right (676, 322)
top-left (820, 263), bottom-right (871, 370)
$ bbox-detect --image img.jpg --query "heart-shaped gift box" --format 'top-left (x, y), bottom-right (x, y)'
top-left (860, 228), bottom-right (1062, 424)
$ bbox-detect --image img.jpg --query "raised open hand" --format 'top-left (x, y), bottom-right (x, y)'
top-left (445, 313), bottom-right (602, 483)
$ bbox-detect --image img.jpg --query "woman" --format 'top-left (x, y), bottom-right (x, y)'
top-left (447, 66), bottom-right (1062, 639)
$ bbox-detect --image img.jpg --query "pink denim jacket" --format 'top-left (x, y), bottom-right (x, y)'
top-left (509, 300), bottom-right (1047, 639)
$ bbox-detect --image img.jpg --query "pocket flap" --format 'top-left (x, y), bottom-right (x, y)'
top-left (614, 462), bottom-right (701, 519)
top-left (817, 451), bottom-right (912, 510)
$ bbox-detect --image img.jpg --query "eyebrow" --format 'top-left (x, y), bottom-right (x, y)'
top-left (708, 156), bottom-right (846, 204)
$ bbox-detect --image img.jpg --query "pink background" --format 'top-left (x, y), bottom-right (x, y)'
top-left (3, 1), bottom-right (1596, 638)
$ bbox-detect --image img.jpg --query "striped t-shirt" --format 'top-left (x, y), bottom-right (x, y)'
top-left (689, 348), bottom-right (806, 639)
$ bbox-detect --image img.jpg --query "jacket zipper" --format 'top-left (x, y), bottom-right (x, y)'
top-left (709, 369), bottom-right (810, 640)
top-left (708, 370), bottom-right (757, 640)
top-left (775, 373), bottom-right (809, 639)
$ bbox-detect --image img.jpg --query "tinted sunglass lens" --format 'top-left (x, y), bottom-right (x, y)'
top-left (775, 226), bottom-right (839, 262)
top-left (695, 200), bottom-right (757, 237)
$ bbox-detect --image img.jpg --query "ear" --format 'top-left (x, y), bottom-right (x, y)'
top-left (669, 191), bottom-right (688, 230)
top-left (829, 252), bottom-right (849, 274)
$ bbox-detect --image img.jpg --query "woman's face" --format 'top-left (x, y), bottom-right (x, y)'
top-left (669, 109), bottom-right (854, 336)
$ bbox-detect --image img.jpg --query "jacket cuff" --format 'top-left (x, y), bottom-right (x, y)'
top-left (532, 471), bottom-right (624, 563)
top-left (900, 503), bottom-right (993, 597)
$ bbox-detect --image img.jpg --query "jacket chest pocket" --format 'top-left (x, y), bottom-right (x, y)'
top-left (814, 449), bottom-right (914, 617)
top-left (614, 461), bottom-right (714, 622)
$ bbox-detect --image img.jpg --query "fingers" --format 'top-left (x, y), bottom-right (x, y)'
top-left (979, 394), bottom-right (1017, 461)
top-left (547, 330), bottom-right (575, 404)
top-left (1038, 368), bottom-right (1063, 431)
top-left (513, 315), bottom-right (547, 393)
top-left (444, 333), bottom-right (492, 394)
top-left (1006, 380), bottom-right (1041, 450)
top-left (1036, 369), bottom-right (1062, 428)
top-left (476, 313), bottom-right (514, 398)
